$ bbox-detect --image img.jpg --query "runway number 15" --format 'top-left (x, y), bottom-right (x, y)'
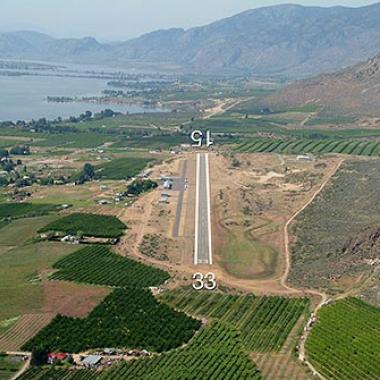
top-left (191, 130), bottom-right (213, 147)
top-left (192, 272), bottom-right (217, 290)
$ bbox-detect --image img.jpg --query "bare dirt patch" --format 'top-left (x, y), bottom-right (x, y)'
top-left (209, 152), bottom-right (341, 294)
top-left (42, 281), bottom-right (110, 318)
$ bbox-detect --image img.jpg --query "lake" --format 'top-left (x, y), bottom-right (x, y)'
top-left (0, 73), bottom-right (162, 122)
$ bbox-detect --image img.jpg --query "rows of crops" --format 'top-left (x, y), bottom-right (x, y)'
top-left (0, 203), bottom-right (61, 220)
top-left (235, 138), bottom-right (380, 156)
top-left (39, 213), bottom-right (126, 238)
top-left (96, 157), bottom-right (153, 180)
top-left (18, 369), bottom-right (94, 380)
top-left (0, 314), bottom-right (54, 351)
top-left (19, 323), bottom-right (262, 380)
top-left (50, 245), bottom-right (169, 288)
top-left (306, 298), bottom-right (380, 380)
top-left (160, 289), bottom-right (309, 352)
top-left (22, 288), bottom-right (200, 354)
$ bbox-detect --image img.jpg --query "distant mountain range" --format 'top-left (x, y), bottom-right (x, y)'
top-left (2, 3), bottom-right (380, 77)
top-left (258, 52), bottom-right (380, 117)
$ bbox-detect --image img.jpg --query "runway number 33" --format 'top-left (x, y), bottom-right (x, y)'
top-left (192, 272), bottom-right (217, 290)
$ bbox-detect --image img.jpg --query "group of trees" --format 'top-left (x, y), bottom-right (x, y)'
top-left (49, 245), bottom-right (168, 287)
top-left (74, 163), bottom-right (97, 185)
top-left (0, 148), bottom-right (27, 187)
top-left (126, 179), bottom-right (158, 196)
top-left (23, 288), bottom-right (199, 354)
top-left (0, 109), bottom-right (120, 135)
top-left (39, 213), bottom-right (127, 239)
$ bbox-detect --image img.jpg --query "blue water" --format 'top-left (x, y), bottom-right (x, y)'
top-left (0, 73), bottom-right (162, 122)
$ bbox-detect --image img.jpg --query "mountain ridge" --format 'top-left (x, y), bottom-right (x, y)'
top-left (2, 3), bottom-right (380, 76)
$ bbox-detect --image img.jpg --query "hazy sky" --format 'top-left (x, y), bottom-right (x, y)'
top-left (0, 0), bottom-right (377, 41)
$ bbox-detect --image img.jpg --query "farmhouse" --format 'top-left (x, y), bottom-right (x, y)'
top-left (47, 353), bottom-right (68, 364)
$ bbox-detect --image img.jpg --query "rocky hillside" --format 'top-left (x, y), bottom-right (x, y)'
top-left (258, 53), bottom-right (380, 117)
top-left (343, 227), bottom-right (380, 261)
top-left (2, 3), bottom-right (380, 76)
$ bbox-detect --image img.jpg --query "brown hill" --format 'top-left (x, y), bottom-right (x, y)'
top-left (260, 53), bottom-right (380, 117)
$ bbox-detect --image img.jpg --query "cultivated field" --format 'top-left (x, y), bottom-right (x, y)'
top-left (19, 323), bottom-right (262, 380)
top-left (0, 314), bottom-right (54, 351)
top-left (306, 298), bottom-right (380, 380)
top-left (0, 203), bottom-right (62, 220)
top-left (160, 289), bottom-right (310, 352)
top-left (23, 288), bottom-right (200, 353)
top-left (39, 213), bottom-right (127, 238)
top-left (235, 138), bottom-right (380, 157)
top-left (96, 157), bottom-right (154, 180)
top-left (50, 245), bottom-right (170, 288)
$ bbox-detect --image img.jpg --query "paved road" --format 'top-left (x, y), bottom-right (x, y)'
top-left (194, 153), bottom-right (212, 265)
top-left (172, 160), bottom-right (188, 238)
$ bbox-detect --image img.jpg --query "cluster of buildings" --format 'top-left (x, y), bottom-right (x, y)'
top-left (159, 176), bottom-right (173, 204)
top-left (46, 348), bottom-right (152, 370)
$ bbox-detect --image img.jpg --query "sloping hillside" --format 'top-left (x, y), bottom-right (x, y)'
top-left (258, 53), bottom-right (380, 117)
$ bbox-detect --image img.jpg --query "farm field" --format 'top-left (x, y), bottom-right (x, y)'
top-left (289, 159), bottom-right (380, 300)
top-left (306, 298), bottom-right (380, 380)
top-left (0, 313), bottom-right (54, 352)
top-left (60, 112), bottom-right (195, 131)
top-left (96, 157), bottom-right (154, 180)
top-left (112, 134), bottom-right (190, 150)
top-left (39, 213), bottom-right (126, 238)
top-left (18, 323), bottom-right (262, 380)
top-left (22, 288), bottom-right (200, 353)
top-left (0, 203), bottom-right (62, 220)
top-left (0, 354), bottom-right (23, 380)
top-left (235, 138), bottom-right (380, 156)
top-left (160, 289), bottom-right (310, 352)
top-left (50, 245), bottom-right (170, 288)
top-left (30, 132), bottom-right (118, 149)
top-left (0, 215), bottom-right (80, 323)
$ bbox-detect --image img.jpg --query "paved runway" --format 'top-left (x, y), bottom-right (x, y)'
top-left (194, 153), bottom-right (212, 265)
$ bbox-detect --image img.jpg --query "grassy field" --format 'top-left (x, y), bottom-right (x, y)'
top-left (112, 134), bottom-right (190, 150)
top-left (39, 213), bottom-right (126, 238)
top-left (235, 138), bottom-right (380, 156)
top-left (305, 115), bottom-right (357, 126)
top-left (0, 215), bottom-right (78, 324)
top-left (0, 138), bottom-right (27, 149)
top-left (289, 160), bottom-right (380, 296)
top-left (50, 245), bottom-right (170, 288)
top-left (160, 289), bottom-right (310, 352)
top-left (218, 229), bottom-right (279, 279)
top-left (306, 298), bottom-right (380, 380)
top-left (31, 133), bottom-right (118, 149)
